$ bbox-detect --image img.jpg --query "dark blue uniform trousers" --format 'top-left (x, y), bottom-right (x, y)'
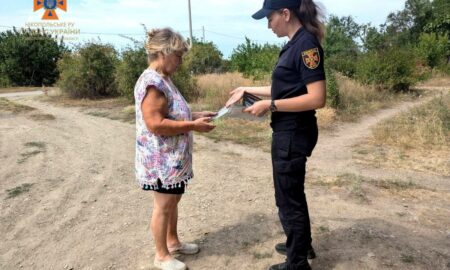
top-left (271, 128), bottom-right (317, 270)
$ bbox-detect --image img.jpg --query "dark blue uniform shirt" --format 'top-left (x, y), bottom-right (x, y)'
top-left (271, 27), bottom-right (325, 131)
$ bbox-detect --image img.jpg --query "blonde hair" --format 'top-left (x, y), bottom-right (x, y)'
top-left (145, 28), bottom-right (190, 62)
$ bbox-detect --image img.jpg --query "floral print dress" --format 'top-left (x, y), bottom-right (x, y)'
top-left (134, 69), bottom-right (193, 190)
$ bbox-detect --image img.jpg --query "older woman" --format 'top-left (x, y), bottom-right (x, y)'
top-left (134, 28), bottom-right (215, 270)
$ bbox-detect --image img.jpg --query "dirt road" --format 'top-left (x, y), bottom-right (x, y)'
top-left (0, 91), bottom-right (449, 270)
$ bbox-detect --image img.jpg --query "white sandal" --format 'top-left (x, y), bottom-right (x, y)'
top-left (154, 257), bottom-right (186, 270)
top-left (168, 242), bottom-right (200, 255)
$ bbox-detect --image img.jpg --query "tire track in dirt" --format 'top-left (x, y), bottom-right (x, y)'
top-left (1, 89), bottom-right (448, 270)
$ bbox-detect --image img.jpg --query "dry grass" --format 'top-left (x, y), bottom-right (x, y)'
top-left (353, 92), bottom-right (450, 176)
top-left (38, 89), bottom-right (135, 123)
top-left (335, 74), bottom-right (419, 122)
top-left (0, 87), bottom-right (41, 94)
top-left (416, 72), bottom-right (450, 88)
top-left (0, 98), bottom-right (36, 113)
top-left (202, 117), bottom-right (272, 152)
top-left (195, 72), bottom-right (268, 111)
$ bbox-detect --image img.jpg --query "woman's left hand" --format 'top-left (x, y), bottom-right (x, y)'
top-left (243, 100), bottom-right (270, 117)
top-left (192, 111), bottom-right (217, 120)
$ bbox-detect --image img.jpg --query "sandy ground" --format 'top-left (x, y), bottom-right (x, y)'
top-left (0, 89), bottom-right (449, 270)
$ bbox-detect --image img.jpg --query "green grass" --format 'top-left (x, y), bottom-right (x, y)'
top-left (6, 183), bottom-right (34, 199)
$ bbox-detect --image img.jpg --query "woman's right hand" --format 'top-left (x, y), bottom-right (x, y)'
top-left (225, 87), bottom-right (245, 108)
top-left (192, 117), bottom-right (215, 133)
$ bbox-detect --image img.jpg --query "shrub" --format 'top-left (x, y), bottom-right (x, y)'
top-left (416, 33), bottom-right (448, 69)
top-left (325, 68), bottom-right (340, 108)
top-left (0, 28), bottom-right (66, 86)
top-left (116, 46), bottom-right (147, 100)
top-left (326, 53), bottom-right (357, 77)
top-left (229, 38), bottom-right (280, 80)
top-left (184, 39), bottom-right (224, 74)
top-left (57, 42), bottom-right (118, 98)
top-left (172, 61), bottom-right (199, 102)
top-left (356, 48), bottom-right (417, 91)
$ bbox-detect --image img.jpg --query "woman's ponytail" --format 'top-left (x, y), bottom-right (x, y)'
top-left (293, 0), bottom-right (325, 42)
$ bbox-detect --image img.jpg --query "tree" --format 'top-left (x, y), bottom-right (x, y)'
top-left (385, 0), bottom-right (434, 45)
top-left (229, 37), bottom-right (280, 80)
top-left (417, 33), bottom-right (448, 68)
top-left (324, 15), bottom-right (362, 76)
top-left (0, 28), bottom-right (66, 87)
top-left (184, 38), bottom-right (224, 74)
top-left (57, 42), bottom-right (118, 98)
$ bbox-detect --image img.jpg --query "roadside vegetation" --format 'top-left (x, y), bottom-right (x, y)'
top-left (1, 0), bottom-right (449, 151)
top-left (353, 92), bottom-right (450, 176)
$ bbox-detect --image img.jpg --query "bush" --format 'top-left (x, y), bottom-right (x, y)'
top-left (115, 46), bottom-right (147, 100)
top-left (57, 42), bottom-right (118, 98)
top-left (325, 68), bottom-right (340, 108)
top-left (172, 61), bottom-right (199, 102)
top-left (356, 48), bottom-right (417, 91)
top-left (0, 28), bottom-right (66, 86)
top-left (184, 39), bottom-right (224, 74)
top-left (229, 38), bottom-right (280, 80)
top-left (416, 33), bottom-right (448, 69)
top-left (326, 53), bottom-right (357, 77)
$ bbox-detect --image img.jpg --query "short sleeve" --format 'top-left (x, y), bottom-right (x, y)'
top-left (295, 36), bottom-right (325, 85)
top-left (134, 71), bottom-right (169, 105)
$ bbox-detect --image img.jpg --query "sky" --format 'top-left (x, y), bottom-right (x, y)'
top-left (0, 0), bottom-right (407, 58)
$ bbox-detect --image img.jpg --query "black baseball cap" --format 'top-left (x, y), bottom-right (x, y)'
top-left (252, 0), bottom-right (301, 20)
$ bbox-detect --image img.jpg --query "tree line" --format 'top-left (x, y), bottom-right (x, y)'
top-left (0, 0), bottom-right (448, 105)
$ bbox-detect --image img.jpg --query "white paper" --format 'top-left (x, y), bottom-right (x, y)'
top-left (213, 107), bottom-right (231, 120)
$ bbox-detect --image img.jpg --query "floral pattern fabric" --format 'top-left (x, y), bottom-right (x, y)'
top-left (134, 69), bottom-right (193, 190)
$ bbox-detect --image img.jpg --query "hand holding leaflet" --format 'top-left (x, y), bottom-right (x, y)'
top-left (212, 106), bottom-right (231, 121)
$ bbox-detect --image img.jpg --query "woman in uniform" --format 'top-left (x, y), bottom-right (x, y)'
top-left (226, 0), bottom-right (326, 269)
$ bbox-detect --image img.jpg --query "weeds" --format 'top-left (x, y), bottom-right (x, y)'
top-left (202, 118), bottom-right (271, 152)
top-left (354, 92), bottom-right (450, 176)
top-left (18, 142), bottom-right (46, 163)
top-left (6, 183), bottom-right (34, 199)
top-left (252, 251), bottom-right (272, 259)
top-left (0, 98), bottom-right (36, 113)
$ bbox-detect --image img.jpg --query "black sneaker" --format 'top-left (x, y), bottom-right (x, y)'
top-left (274, 243), bottom-right (316, 259)
top-left (268, 262), bottom-right (312, 270)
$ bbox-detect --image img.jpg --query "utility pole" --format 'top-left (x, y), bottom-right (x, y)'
top-left (202, 26), bottom-right (205, 42)
top-left (188, 0), bottom-right (193, 45)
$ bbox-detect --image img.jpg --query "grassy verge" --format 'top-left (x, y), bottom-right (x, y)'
top-left (202, 117), bottom-right (272, 152)
top-left (0, 87), bottom-right (41, 94)
top-left (0, 98), bottom-right (36, 113)
top-left (335, 74), bottom-right (422, 122)
top-left (195, 72), bottom-right (269, 111)
top-left (353, 92), bottom-right (450, 176)
top-left (38, 90), bottom-right (135, 123)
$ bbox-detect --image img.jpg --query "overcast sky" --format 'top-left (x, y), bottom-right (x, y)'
top-left (0, 0), bottom-right (406, 57)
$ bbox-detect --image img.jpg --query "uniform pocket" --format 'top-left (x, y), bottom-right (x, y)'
top-left (272, 132), bottom-right (292, 159)
top-left (274, 156), bottom-right (306, 173)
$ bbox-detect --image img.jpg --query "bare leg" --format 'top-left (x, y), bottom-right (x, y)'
top-left (151, 192), bottom-right (178, 261)
top-left (167, 194), bottom-right (182, 248)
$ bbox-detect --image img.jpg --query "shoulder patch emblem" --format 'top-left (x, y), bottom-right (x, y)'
top-left (301, 48), bottom-right (320, 69)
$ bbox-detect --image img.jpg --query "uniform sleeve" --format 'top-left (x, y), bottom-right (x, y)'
top-left (295, 37), bottom-right (325, 85)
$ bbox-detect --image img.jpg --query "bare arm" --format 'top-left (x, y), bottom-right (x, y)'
top-left (141, 86), bottom-right (215, 136)
top-left (243, 81), bottom-right (326, 116)
top-left (225, 85), bottom-right (271, 108)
